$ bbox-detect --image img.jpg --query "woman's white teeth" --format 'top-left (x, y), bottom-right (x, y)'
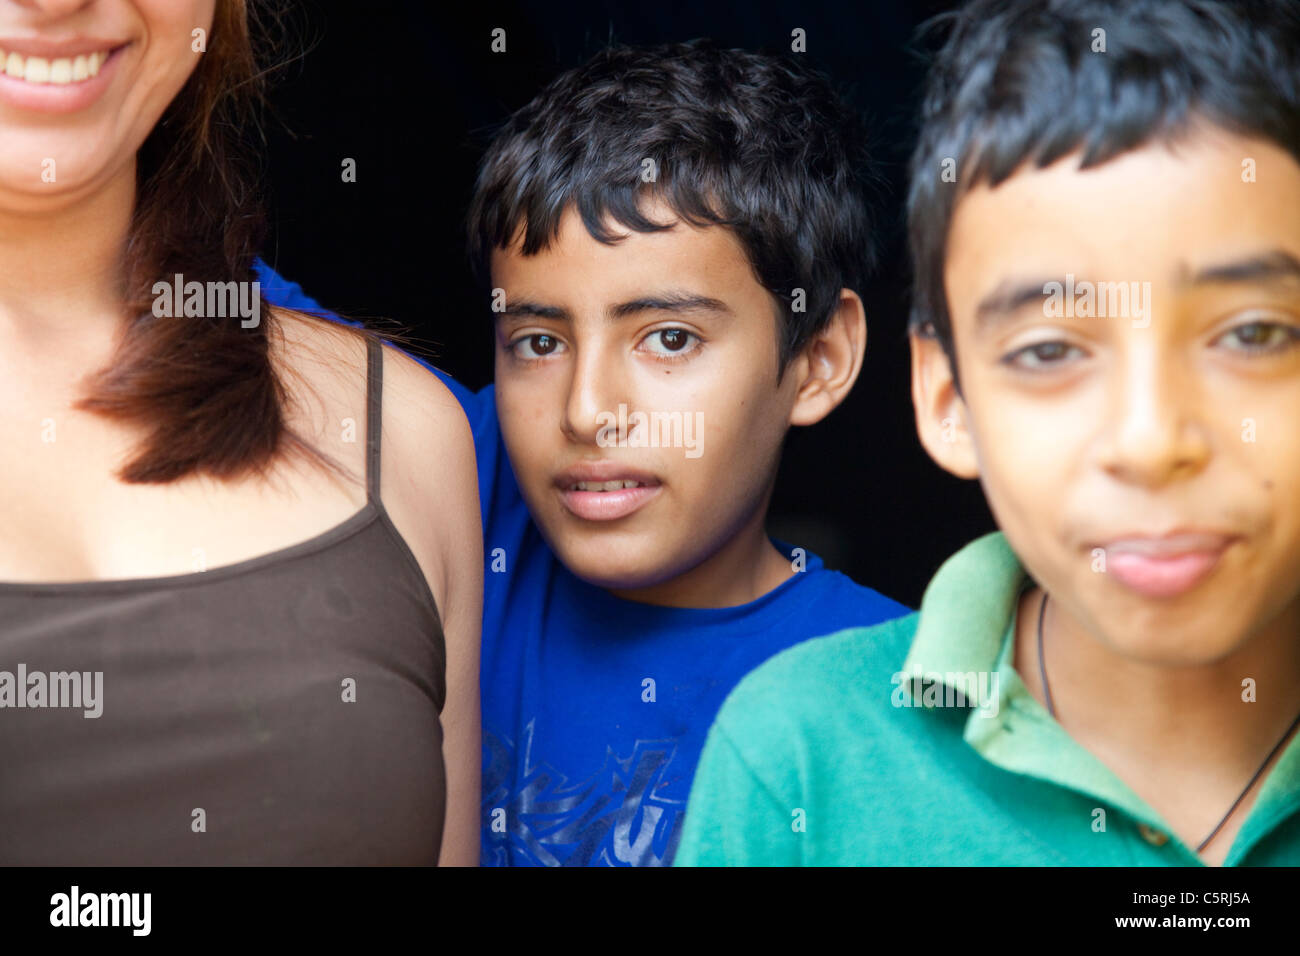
top-left (0, 49), bottom-right (108, 84)
top-left (574, 480), bottom-right (642, 491)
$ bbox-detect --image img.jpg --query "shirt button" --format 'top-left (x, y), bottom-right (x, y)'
top-left (1137, 823), bottom-right (1169, 847)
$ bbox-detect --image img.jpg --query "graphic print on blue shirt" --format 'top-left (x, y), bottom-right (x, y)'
top-left (256, 259), bottom-right (914, 866)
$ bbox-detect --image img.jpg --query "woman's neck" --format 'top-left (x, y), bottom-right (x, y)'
top-left (0, 157), bottom-right (136, 350)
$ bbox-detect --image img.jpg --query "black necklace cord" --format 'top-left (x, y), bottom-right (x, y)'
top-left (1034, 589), bottom-right (1300, 855)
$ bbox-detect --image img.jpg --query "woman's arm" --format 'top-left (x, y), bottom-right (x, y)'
top-left (378, 343), bottom-right (484, 866)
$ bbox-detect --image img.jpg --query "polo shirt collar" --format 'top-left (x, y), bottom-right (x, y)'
top-left (900, 531), bottom-right (1023, 682)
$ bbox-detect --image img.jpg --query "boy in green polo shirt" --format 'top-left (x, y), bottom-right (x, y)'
top-left (675, 0), bottom-right (1300, 867)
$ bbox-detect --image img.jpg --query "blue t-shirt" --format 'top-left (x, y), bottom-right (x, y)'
top-left (255, 259), bottom-right (913, 865)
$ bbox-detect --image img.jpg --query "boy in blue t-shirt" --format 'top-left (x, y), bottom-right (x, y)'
top-left (259, 40), bottom-right (909, 865)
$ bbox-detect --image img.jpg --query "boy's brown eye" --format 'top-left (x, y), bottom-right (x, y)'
top-left (1236, 323), bottom-right (1284, 347)
top-left (1214, 320), bottom-right (1300, 354)
top-left (508, 333), bottom-right (565, 360)
top-left (1003, 340), bottom-right (1082, 370)
top-left (642, 327), bottom-right (701, 357)
top-left (659, 329), bottom-right (688, 351)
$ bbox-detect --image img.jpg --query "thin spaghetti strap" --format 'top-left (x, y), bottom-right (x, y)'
top-left (365, 337), bottom-right (383, 503)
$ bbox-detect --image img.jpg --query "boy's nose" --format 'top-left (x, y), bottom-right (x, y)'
top-left (1094, 351), bottom-right (1212, 487)
top-left (561, 348), bottom-right (628, 447)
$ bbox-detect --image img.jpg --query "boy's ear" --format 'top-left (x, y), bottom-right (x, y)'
top-left (911, 330), bottom-right (979, 479)
top-left (788, 288), bottom-right (867, 427)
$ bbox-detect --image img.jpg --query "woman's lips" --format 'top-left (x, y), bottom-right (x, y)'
top-left (1102, 533), bottom-right (1235, 598)
top-left (0, 43), bottom-right (125, 114)
top-left (559, 482), bottom-right (662, 521)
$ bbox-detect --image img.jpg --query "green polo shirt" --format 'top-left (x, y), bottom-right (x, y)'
top-left (674, 531), bottom-right (1300, 865)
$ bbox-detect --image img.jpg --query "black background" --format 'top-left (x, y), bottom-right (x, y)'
top-left (258, 0), bottom-right (992, 609)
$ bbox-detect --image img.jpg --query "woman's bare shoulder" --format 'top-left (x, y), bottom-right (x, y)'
top-left (267, 307), bottom-right (481, 604)
top-left (266, 306), bottom-right (365, 392)
top-left (268, 307), bottom-right (464, 438)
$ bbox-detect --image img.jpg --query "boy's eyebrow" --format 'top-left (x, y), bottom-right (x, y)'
top-left (497, 292), bottom-right (733, 322)
top-left (608, 292), bottom-right (733, 318)
top-left (973, 250), bottom-right (1300, 334)
top-left (498, 300), bottom-right (568, 320)
top-left (974, 279), bottom-right (1054, 334)
top-left (1188, 249), bottom-right (1300, 286)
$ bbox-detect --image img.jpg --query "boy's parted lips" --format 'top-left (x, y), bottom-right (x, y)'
top-left (553, 461), bottom-right (662, 493)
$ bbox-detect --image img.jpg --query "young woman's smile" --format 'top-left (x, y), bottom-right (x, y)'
top-left (0, 38), bottom-right (129, 112)
top-left (0, 1), bottom-right (214, 207)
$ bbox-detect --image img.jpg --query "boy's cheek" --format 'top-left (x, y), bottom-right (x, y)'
top-left (495, 370), bottom-right (567, 443)
top-left (497, 391), bottom-right (542, 431)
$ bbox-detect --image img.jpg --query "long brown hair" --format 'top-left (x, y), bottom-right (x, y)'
top-left (77, 0), bottom-right (389, 484)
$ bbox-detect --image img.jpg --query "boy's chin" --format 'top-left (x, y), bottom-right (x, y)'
top-left (546, 535), bottom-right (689, 594)
top-left (560, 552), bottom-right (678, 593)
top-left (1092, 617), bottom-right (1254, 668)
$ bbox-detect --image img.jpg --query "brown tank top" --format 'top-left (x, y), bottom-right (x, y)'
top-left (0, 337), bottom-right (447, 864)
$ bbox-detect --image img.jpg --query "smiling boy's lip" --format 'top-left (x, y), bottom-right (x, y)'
top-left (1097, 530), bottom-right (1239, 556)
top-left (1090, 529), bottom-right (1239, 598)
